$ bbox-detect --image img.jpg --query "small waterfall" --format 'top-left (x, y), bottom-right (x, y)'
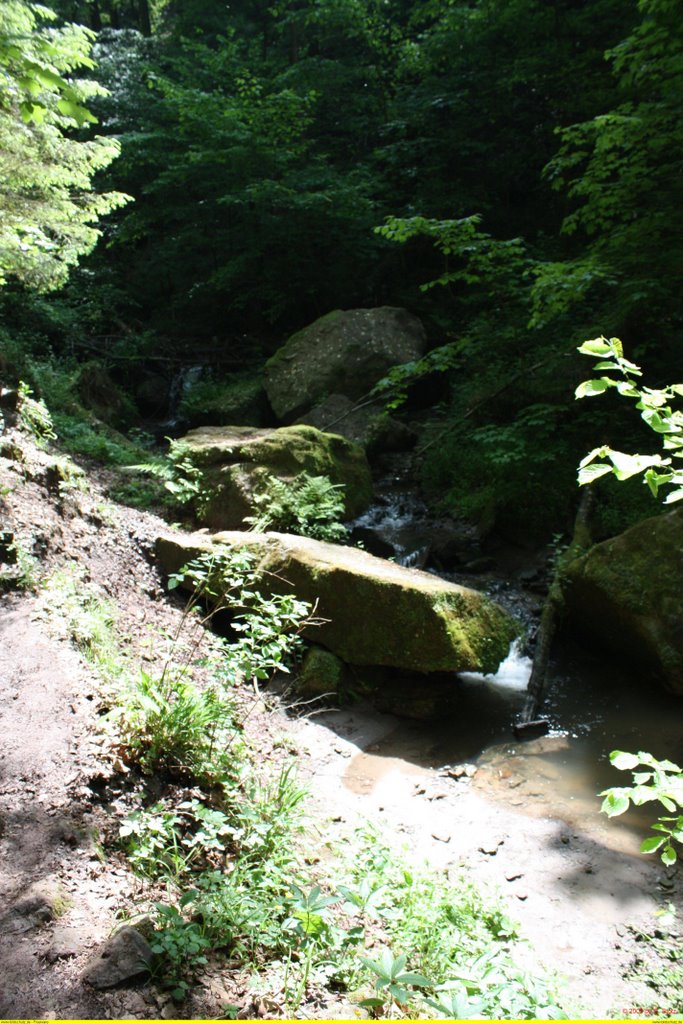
top-left (159, 365), bottom-right (204, 435)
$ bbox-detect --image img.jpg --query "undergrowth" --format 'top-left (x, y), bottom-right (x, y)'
top-left (38, 546), bottom-right (568, 1017)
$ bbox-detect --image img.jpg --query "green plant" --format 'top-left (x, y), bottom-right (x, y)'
top-left (117, 669), bottom-right (238, 786)
top-left (150, 901), bottom-right (212, 1002)
top-left (600, 751), bottom-right (683, 865)
top-left (169, 547), bottom-right (313, 687)
top-left (38, 564), bottom-right (124, 681)
top-left (577, 336), bottom-right (683, 502)
top-left (577, 340), bottom-right (683, 868)
top-left (16, 380), bottom-right (56, 445)
top-left (625, 914), bottom-right (683, 1014)
top-left (360, 948), bottom-right (430, 1014)
top-left (245, 472), bottom-right (348, 542)
top-left (0, 536), bottom-right (38, 591)
top-left (131, 439), bottom-right (206, 511)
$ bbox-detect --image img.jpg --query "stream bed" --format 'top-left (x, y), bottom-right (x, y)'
top-left (347, 483), bottom-right (683, 854)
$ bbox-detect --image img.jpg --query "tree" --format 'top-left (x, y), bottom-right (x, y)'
top-left (0, 0), bottom-right (129, 291)
top-left (532, 0), bottom-right (683, 354)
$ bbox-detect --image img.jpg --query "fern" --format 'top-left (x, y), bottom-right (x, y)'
top-left (245, 472), bottom-right (348, 541)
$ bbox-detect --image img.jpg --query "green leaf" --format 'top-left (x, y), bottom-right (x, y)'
top-left (610, 751), bottom-right (640, 770)
top-left (600, 791), bottom-right (630, 817)
top-left (661, 845), bottom-right (677, 866)
top-left (640, 836), bottom-right (665, 853)
top-left (577, 338), bottom-right (614, 357)
top-left (578, 462), bottom-right (612, 485)
top-left (397, 971), bottom-right (431, 987)
top-left (575, 378), bottom-right (615, 399)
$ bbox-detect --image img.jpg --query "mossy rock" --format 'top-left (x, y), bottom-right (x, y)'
top-left (295, 646), bottom-right (348, 699)
top-left (562, 507), bottom-right (683, 694)
top-left (178, 423), bottom-right (373, 528)
top-left (264, 307), bottom-right (426, 422)
top-left (156, 530), bottom-right (519, 675)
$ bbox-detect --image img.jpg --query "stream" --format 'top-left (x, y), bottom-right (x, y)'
top-left (348, 481), bottom-right (683, 854)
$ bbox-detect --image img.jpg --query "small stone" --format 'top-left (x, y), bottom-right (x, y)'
top-left (432, 831), bottom-right (451, 843)
top-left (479, 837), bottom-right (505, 856)
top-left (44, 925), bottom-right (83, 963)
top-left (82, 926), bottom-right (153, 989)
top-left (505, 871), bottom-right (524, 882)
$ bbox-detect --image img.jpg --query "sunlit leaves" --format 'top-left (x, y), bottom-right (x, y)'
top-left (600, 750), bottom-right (683, 863)
top-left (0, 0), bottom-right (130, 290)
top-left (576, 337), bottom-right (683, 502)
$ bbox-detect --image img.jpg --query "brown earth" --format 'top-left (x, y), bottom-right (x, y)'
top-left (0, 425), bottom-right (680, 1019)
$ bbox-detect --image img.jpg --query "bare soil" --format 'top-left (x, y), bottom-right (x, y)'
top-left (0, 425), bottom-right (680, 1020)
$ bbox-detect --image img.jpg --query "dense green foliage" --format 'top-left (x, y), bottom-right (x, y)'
top-left (3, 0), bottom-right (682, 537)
top-left (0, 1), bottom-right (128, 290)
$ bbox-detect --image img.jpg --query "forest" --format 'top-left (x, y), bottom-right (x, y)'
top-left (1, 0), bottom-right (683, 1019)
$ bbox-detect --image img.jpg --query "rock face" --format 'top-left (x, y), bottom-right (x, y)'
top-left (563, 508), bottom-right (683, 694)
top-left (264, 307), bottom-right (426, 422)
top-left (178, 424), bottom-right (373, 529)
top-left (156, 530), bottom-right (518, 675)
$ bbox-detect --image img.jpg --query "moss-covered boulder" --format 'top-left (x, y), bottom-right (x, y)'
top-left (156, 529), bottom-right (519, 675)
top-left (178, 424), bottom-right (373, 529)
top-left (295, 646), bottom-right (348, 699)
top-left (562, 508), bottom-right (683, 694)
top-left (264, 308), bottom-right (426, 422)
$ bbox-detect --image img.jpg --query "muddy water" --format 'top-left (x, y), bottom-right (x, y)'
top-left (347, 485), bottom-right (683, 851)
top-left (344, 638), bottom-right (683, 853)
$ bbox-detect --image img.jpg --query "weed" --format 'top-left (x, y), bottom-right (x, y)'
top-left (0, 536), bottom-right (39, 591)
top-left (626, 913), bottom-right (683, 1013)
top-left (37, 564), bottom-right (125, 683)
top-left (131, 439), bottom-right (207, 513)
top-left (150, 901), bottom-right (211, 1002)
top-left (17, 380), bottom-right (56, 446)
top-left (117, 668), bottom-right (239, 786)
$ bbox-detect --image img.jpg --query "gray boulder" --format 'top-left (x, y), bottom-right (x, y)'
top-left (296, 393), bottom-right (416, 454)
top-left (82, 926), bottom-right (153, 989)
top-left (264, 307), bottom-right (426, 422)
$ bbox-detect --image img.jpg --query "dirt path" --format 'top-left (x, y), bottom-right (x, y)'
top-left (0, 597), bottom-right (161, 1019)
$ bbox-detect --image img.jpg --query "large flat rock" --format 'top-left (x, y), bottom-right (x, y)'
top-left (156, 530), bottom-right (518, 675)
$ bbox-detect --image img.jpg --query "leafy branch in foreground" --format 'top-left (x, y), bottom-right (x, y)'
top-left (601, 751), bottom-right (683, 865)
top-left (576, 336), bottom-right (683, 867)
top-left (576, 336), bottom-right (683, 502)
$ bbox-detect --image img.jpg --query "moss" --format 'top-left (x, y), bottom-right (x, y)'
top-left (563, 508), bottom-right (683, 693)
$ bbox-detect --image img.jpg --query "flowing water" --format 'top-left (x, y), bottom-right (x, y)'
top-left (348, 487), bottom-right (683, 849)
